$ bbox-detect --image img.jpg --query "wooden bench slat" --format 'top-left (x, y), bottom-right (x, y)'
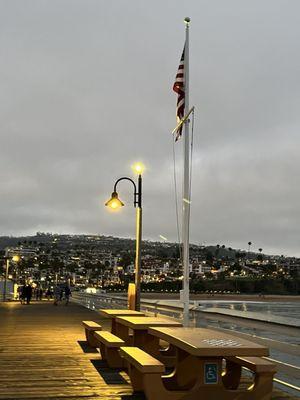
top-left (120, 346), bottom-right (165, 374)
top-left (94, 331), bottom-right (125, 347)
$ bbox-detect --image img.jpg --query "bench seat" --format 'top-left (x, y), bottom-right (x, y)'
top-left (81, 320), bottom-right (102, 347)
top-left (120, 346), bottom-right (165, 374)
top-left (120, 346), bottom-right (184, 399)
top-left (223, 355), bottom-right (277, 395)
top-left (228, 356), bottom-right (277, 373)
top-left (94, 331), bottom-right (125, 368)
top-left (82, 320), bottom-right (102, 331)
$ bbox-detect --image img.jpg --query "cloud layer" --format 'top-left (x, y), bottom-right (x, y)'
top-left (0, 0), bottom-right (299, 256)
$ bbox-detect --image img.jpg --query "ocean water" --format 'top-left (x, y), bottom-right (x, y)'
top-left (196, 300), bottom-right (300, 324)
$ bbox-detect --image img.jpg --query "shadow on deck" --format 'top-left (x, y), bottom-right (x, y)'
top-left (0, 301), bottom-right (297, 399)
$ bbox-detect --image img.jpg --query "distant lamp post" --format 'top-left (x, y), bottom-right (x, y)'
top-left (3, 254), bottom-right (20, 301)
top-left (105, 162), bottom-right (144, 311)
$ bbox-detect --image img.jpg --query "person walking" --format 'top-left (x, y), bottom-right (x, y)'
top-left (53, 285), bottom-right (61, 306)
top-left (25, 283), bottom-right (32, 305)
top-left (46, 287), bottom-right (52, 301)
top-left (19, 285), bottom-right (26, 305)
top-left (64, 286), bottom-right (71, 306)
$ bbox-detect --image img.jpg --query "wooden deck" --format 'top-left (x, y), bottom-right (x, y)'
top-left (0, 301), bottom-right (297, 399)
top-left (0, 301), bottom-right (141, 399)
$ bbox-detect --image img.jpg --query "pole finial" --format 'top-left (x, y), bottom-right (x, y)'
top-left (184, 17), bottom-right (190, 25)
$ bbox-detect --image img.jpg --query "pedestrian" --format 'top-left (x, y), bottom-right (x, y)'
top-left (24, 283), bottom-right (32, 305)
top-left (38, 287), bottom-right (43, 301)
top-left (59, 286), bottom-right (64, 302)
top-left (64, 286), bottom-right (71, 306)
top-left (35, 287), bottom-right (40, 301)
top-left (46, 287), bottom-right (52, 301)
top-left (53, 285), bottom-right (61, 306)
top-left (19, 285), bottom-right (26, 304)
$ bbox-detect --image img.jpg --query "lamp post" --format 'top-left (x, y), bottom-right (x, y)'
top-left (105, 163), bottom-right (143, 311)
top-left (2, 254), bottom-right (20, 301)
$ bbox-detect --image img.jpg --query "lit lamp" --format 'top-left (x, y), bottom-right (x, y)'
top-left (3, 253), bottom-right (20, 301)
top-left (105, 192), bottom-right (124, 209)
top-left (105, 162), bottom-right (144, 311)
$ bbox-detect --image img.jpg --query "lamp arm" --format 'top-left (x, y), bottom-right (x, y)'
top-left (113, 177), bottom-right (138, 207)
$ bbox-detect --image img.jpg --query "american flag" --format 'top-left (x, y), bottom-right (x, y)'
top-left (173, 46), bottom-right (185, 141)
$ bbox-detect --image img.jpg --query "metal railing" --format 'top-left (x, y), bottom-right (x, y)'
top-left (72, 291), bottom-right (300, 396)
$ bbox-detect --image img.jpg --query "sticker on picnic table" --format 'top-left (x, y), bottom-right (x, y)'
top-left (204, 363), bottom-right (218, 384)
top-left (202, 339), bottom-right (242, 347)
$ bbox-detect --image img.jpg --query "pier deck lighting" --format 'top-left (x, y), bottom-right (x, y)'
top-left (105, 163), bottom-right (144, 310)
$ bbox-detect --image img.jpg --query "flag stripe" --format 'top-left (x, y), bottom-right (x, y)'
top-left (173, 46), bottom-right (185, 141)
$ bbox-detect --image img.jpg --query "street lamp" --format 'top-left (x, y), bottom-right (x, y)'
top-left (3, 254), bottom-right (20, 301)
top-left (105, 163), bottom-right (144, 311)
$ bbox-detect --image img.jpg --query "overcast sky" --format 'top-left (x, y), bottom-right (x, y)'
top-left (0, 1), bottom-right (299, 256)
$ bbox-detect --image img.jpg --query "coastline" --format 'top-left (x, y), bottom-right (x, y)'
top-left (140, 292), bottom-right (300, 302)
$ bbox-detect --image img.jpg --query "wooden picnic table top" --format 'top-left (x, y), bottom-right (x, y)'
top-left (115, 316), bottom-right (182, 329)
top-left (148, 327), bottom-right (269, 357)
top-left (98, 309), bottom-right (145, 318)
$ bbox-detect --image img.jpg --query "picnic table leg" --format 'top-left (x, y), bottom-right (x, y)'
top-left (251, 371), bottom-right (275, 400)
top-left (114, 322), bottom-right (130, 344)
top-left (126, 362), bottom-right (144, 392)
top-left (85, 330), bottom-right (99, 348)
top-left (133, 330), bottom-right (160, 355)
top-left (163, 348), bottom-right (202, 390)
top-left (222, 359), bottom-right (242, 390)
top-left (160, 343), bottom-right (176, 356)
top-left (143, 373), bottom-right (185, 400)
top-left (111, 317), bottom-right (117, 334)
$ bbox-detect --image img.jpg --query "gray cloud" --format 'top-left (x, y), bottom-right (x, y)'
top-left (0, 0), bottom-right (299, 256)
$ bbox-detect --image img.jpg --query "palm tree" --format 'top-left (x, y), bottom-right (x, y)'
top-left (258, 248), bottom-right (263, 263)
top-left (248, 242), bottom-right (252, 253)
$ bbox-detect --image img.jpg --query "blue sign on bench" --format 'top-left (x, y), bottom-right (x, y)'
top-left (204, 363), bottom-right (218, 384)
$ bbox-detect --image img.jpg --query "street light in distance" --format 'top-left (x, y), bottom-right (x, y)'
top-left (3, 253), bottom-right (20, 301)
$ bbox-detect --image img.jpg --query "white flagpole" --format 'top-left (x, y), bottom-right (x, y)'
top-left (182, 17), bottom-right (190, 327)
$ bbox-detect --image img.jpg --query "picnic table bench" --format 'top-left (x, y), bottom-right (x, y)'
top-left (121, 326), bottom-right (276, 400)
top-left (94, 331), bottom-right (125, 368)
top-left (81, 320), bottom-right (102, 347)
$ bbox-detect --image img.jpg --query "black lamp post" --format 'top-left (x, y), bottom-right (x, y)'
top-left (105, 166), bottom-right (143, 311)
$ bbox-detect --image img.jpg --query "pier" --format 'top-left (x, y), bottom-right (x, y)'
top-left (0, 300), bottom-right (298, 399)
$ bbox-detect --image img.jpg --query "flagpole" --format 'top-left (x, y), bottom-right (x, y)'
top-left (182, 17), bottom-right (190, 327)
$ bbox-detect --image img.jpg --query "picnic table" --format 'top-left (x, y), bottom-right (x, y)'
top-left (132, 326), bottom-right (274, 400)
top-left (114, 316), bottom-right (182, 352)
top-left (98, 309), bottom-right (145, 334)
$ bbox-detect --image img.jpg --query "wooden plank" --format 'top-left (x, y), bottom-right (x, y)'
top-left (0, 301), bottom-right (134, 399)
